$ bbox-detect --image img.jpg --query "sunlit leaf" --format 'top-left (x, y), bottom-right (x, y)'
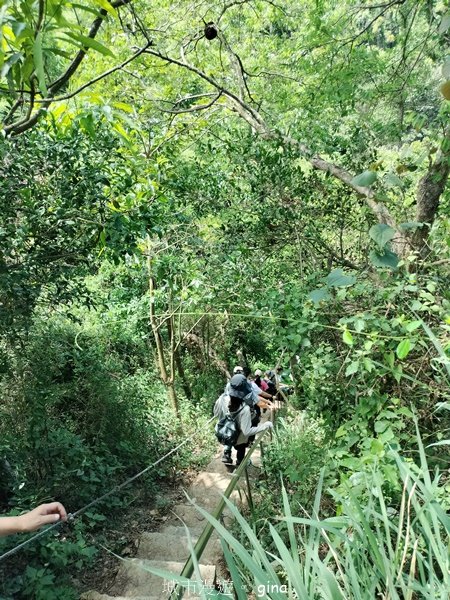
top-left (92, 0), bottom-right (118, 18)
top-left (345, 361), bottom-right (359, 376)
top-left (343, 329), bottom-right (354, 346)
top-left (33, 31), bottom-right (47, 96)
top-left (396, 339), bottom-right (411, 360)
top-left (63, 32), bottom-right (115, 57)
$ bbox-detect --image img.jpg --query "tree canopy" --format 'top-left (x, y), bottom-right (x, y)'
top-left (0, 1), bottom-right (449, 598)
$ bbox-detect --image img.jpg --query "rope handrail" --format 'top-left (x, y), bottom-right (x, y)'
top-left (0, 415), bottom-right (216, 564)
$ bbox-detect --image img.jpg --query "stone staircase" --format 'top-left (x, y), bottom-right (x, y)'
top-left (82, 449), bottom-right (262, 600)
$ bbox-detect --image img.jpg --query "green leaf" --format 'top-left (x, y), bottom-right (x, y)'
top-left (369, 224), bottom-right (396, 248)
top-left (384, 172), bottom-right (403, 188)
top-left (33, 31), bottom-right (48, 96)
top-left (325, 268), bottom-right (356, 288)
top-left (343, 329), bottom-right (354, 346)
top-left (374, 420), bottom-right (389, 433)
top-left (221, 540), bottom-right (248, 600)
top-left (351, 170), bottom-right (377, 187)
top-left (363, 357), bottom-right (374, 372)
top-left (0, 52), bottom-right (23, 78)
top-left (70, 3), bottom-right (103, 17)
top-left (63, 32), bottom-right (115, 57)
top-left (405, 320), bottom-right (421, 333)
top-left (396, 339), bottom-right (411, 360)
top-left (113, 121), bottom-right (130, 141)
top-left (354, 318), bottom-right (365, 333)
top-left (335, 425), bottom-right (347, 438)
top-left (345, 361), bottom-right (359, 376)
top-left (384, 352), bottom-right (395, 369)
top-left (309, 287), bottom-right (330, 304)
top-left (369, 249), bottom-right (399, 270)
top-left (399, 222), bottom-right (422, 231)
top-left (419, 319), bottom-right (450, 380)
top-left (393, 366), bottom-right (403, 383)
top-left (370, 439), bottom-right (384, 455)
top-left (443, 56), bottom-right (450, 80)
top-left (112, 101), bottom-right (134, 113)
top-left (438, 12), bottom-right (450, 35)
top-left (92, 0), bottom-right (118, 17)
top-left (426, 439), bottom-right (450, 448)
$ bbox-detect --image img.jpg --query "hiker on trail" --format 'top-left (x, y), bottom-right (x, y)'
top-left (215, 366), bottom-right (247, 461)
top-left (274, 366), bottom-right (290, 389)
top-left (215, 366), bottom-right (274, 462)
top-left (263, 370), bottom-right (277, 398)
top-left (0, 502), bottom-right (67, 537)
top-left (273, 366), bottom-right (293, 401)
top-left (244, 367), bottom-right (274, 409)
top-left (218, 374), bottom-right (273, 466)
top-left (254, 369), bottom-right (269, 392)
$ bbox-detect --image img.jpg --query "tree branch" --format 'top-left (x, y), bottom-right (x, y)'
top-left (3, 0), bottom-right (134, 136)
top-left (159, 92), bottom-right (223, 114)
top-left (48, 0), bottom-right (132, 96)
top-left (32, 42), bottom-right (150, 103)
top-left (144, 46), bottom-right (402, 234)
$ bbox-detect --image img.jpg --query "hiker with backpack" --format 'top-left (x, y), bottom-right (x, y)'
top-left (215, 374), bottom-right (273, 466)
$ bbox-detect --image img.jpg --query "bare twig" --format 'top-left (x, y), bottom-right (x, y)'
top-left (158, 92), bottom-right (223, 114)
top-left (32, 43), bottom-right (151, 103)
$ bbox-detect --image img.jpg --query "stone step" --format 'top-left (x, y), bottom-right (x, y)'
top-left (189, 471), bottom-right (234, 493)
top-left (187, 472), bottom-right (242, 507)
top-left (165, 503), bottom-right (208, 532)
top-left (137, 530), bottom-right (222, 564)
top-left (166, 501), bottom-right (237, 532)
top-left (118, 559), bottom-right (215, 598)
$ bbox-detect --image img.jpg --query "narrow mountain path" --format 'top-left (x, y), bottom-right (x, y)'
top-left (82, 445), bottom-right (263, 599)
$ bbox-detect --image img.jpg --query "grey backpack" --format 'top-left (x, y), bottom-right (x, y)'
top-left (215, 406), bottom-right (244, 446)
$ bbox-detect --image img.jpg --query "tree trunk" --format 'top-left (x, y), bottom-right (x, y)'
top-left (147, 240), bottom-right (180, 418)
top-left (413, 127), bottom-right (450, 255)
top-left (174, 347), bottom-right (192, 400)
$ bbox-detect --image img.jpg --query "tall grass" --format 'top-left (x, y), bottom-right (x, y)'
top-left (136, 427), bottom-right (449, 599)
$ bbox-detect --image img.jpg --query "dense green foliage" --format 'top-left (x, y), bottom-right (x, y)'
top-left (169, 430), bottom-right (449, 599)
top-left (1, 0), bottom-right (449, 597)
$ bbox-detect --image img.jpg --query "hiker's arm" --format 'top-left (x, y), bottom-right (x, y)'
top-left (257, 398), bottom-right (274, 409)
top-left (0, 503), bottom-right (67, 537)
top-left (240, 407), bottom-right (273, 437)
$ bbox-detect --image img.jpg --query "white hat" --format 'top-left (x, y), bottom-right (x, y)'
top-left (233, 365), bottom-right (244, 374)
top-left (254, 369), bottom-right (262, 376)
